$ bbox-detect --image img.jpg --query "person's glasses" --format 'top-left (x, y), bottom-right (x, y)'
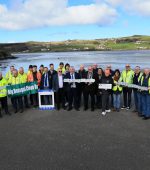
top-left (59, 71), bottom-right (62, 72)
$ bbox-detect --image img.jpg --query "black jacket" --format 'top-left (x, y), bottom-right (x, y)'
top-left (101, 75), bottom-right (113, 94)
top-left (47, 70), bottom-right (57, 89)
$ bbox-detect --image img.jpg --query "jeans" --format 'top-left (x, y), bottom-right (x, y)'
top-left (142, 94), bottom-right (150, 117)
top-left (113, 93), bottom-right (121, 109)
top-left (137, 92), bottom-right (142, 114)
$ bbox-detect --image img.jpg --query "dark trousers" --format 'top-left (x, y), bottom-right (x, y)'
top-left (123, 87), bottom-right (132, 108)
top-left (12, 96), bottom-right (23, 111)
top-left (78, 86), bottom-right (84, 107)
top-left (68, 88), bottom-right (79, 109)
top-left (55, 88), bottom-right (65, 109)
top-left (133, 90), bottom-right (138, 111)
top-left (24, 95), bottom-right (29, 107)
top-left (83, 90), bottom-right (95, 109)
top-left (102, 93), bottom-right (110, 112)
top-left (96, 95), bottom-right (102, 109)
top-left (30, 93), bottom-right (38, 106)
top-left (0, 97), bottom-right (9, 114)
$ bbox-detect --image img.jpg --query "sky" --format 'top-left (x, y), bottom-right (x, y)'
top-left (0, 0), bottom-right (150, 43)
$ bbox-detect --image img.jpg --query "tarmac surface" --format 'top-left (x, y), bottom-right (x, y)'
top-left (0, 105), bottom-right (150, 170)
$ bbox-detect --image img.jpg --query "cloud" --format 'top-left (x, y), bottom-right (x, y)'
top-left (106, 0), bottom-right (150, 16)
top-left (0, 0), bottom-right (117, 30)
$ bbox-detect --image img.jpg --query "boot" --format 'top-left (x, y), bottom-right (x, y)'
top-left (0, 109), bottom-right (3, 118)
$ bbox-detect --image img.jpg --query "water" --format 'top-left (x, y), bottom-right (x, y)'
top-left (0, 50), bottom-right (150, 75)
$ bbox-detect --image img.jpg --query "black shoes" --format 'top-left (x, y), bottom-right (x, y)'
top-left (75, 108), bottom-right (80, 111)
top-left (14, 109), bottom-right (18, 114)
top-left (67, 107), bottom-right (72, 111)
top-left (20, 109), bottom-right (23, 113)
top-left (91, 108), bottom-right (94, 112)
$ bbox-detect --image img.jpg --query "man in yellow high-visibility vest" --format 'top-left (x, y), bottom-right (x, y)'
top-left (119, 64), bottom-right (134, 110)
top-left (0, 72), bottom-right (11, 118)
top-left (19, 67), bottom-right (30, 108)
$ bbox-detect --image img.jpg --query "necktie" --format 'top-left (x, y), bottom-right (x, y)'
top-left (45, 74), bottom-right (47, 86)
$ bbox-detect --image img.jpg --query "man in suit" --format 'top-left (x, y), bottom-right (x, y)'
top-left (40, 67), bottom-right (51, 105)
top-left (64, 66), bottom-right (80, 111)
top-left (48, 63), bottom-right (57, 89)
top-left (83, 66), bottom-right (97, 111)
top-left (53, 69), bottom-right (66, 110)
top-left (78, 64), bottom-right (87, 107)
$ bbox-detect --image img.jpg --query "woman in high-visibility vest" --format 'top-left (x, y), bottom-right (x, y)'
top-left (112, 69), bottom-right (122, 112)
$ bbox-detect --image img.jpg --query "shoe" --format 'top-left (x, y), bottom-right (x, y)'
top-left (67, 107), bottom-right (72, 111)
top-left (112, 108), bottom-right (116, 112)
top-left (6, 112), bottom-right (11, 116)
top-left (102, 112), bottom-right (106, 116)
top-left (20, 109), bottom-right (23, 113)
top-left (106, 109), bottom-right (111, 113)
top-left (14, 110), bottom-right (18, 114)
top-left (143, 116), bottom-right (150, 120)
top-left (26, 105), bottom-right (30, 108)
top-left (0, 114), bottom-right (3, 118)
top-left (75, 108), bottom-right (80, 111)
top-left (116, 108), bottom-right (120, 112)
top-left (121, 106), bottom-right (126, 109)
top-left (84, 107), bottom-right (88, 111)
top-left (91, 108), bottom-right (94, 112)
top-left (126, 107), bottom-right (130, 110)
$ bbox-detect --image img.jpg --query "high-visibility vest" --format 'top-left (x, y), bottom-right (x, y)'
top-left (19, 73), bottom-right (27, 83)
top-left (9, 76), bottom-right (21, 85)
top-left (5, 70), bottom-right (13, 81)
top-left (0, 78), bottom-right (8, 98)
top-left (137, 72), bottom-right (143, 82)
top-left (119, 70), bottom-right (134, 84)
top-left (27, 72), bottom-right (41, 86)
top-left (112, 80), bottom-right (122, 92)
top-left (140, 76), bottom-right (150, 94)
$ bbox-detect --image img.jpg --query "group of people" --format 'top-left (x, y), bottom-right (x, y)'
top-left (0, 62), bottom-right (150, 120)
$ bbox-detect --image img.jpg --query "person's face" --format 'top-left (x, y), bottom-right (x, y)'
top-left (134, 67), bottom-right (140, 74)
top-left (98, 69), bottom-right (102, 75)
top-left (19, 68), bottom-right (24, 74)
top-left (29, 68), bottom-right (33, 72)
top-left (0, 73), bottom-right (2, 79)
top-left (40, 67), bottom-right (44, 71)
top-left (88, 67), bottom-right (93, 73)
top-left (13, 70), bottom-right (18, 77)
top-left (144, 69), bottom-right (150, 76)
top-left (66, 66), bottom-right (70, 71)
top-left (126, 66), bottom-right (130, 71)
top-left (60, 64), bottom-right (64, 69)
top-left (93, 64), bottom-right (97, 69)
top-left (58, 69), bottom-right (62, 75)
top-left (80, 66), bottom-right (84, 71)
top-left (44, 68), bottom-right (48, 73)
top-left (33, 67), bottom-right (37, 72)
top-left (69, 67), bottom-right (74, 74)
top-left (10, 66), bottom-right (14, 73)
top-left (50, 65), bottom-right (54, 70)
top-left (115, 71), bottom-right (119, 77)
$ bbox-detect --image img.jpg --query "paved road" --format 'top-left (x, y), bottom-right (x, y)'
top-left (0, 107), bottom-right (150, 170)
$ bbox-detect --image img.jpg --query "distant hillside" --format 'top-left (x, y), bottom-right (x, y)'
top-left (0, 35), bottom-right (150, 53)
top-left (0, 50), bottom-right (17, 60)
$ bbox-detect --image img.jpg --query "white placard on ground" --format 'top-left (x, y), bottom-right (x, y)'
top-left (38, 90), bottom-right (55, 110)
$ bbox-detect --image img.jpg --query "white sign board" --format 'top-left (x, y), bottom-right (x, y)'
top-left (64, 79), bottom-right (95, 83)
top-left (38, 90), bottom-right (55, 110)
top-left (99, 84), bottom-right (112, 89)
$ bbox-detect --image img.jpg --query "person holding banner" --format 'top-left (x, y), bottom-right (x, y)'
top-left (112, 69), bottom-right (122, 112)
top-left (83, 66), bottom-right (97, 111)
top-left (119, 64), bottom-right (134, 110)
top-left (140, 68), bottom-right (150, 120)
top-left (64, 66), bottom-right (80, 111)
top-left (133, 66), bottom-right (143, 113)
top-left (9, 69), bottom-right (24, 113)
top-left (101, 69), bottom-right (113, 116)
top-left (19, 67), bottom-right (30, 108)
top-left (0, 72), bottom-right (11, 118)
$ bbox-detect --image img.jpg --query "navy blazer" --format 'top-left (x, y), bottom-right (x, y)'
top-left (40, 72), bottom-right (51, 89)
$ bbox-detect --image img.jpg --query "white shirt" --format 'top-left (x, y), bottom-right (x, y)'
top-left (58, 75), bottom-right (63, 88)
top-left (70, 73), bottom-right (76, 88)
